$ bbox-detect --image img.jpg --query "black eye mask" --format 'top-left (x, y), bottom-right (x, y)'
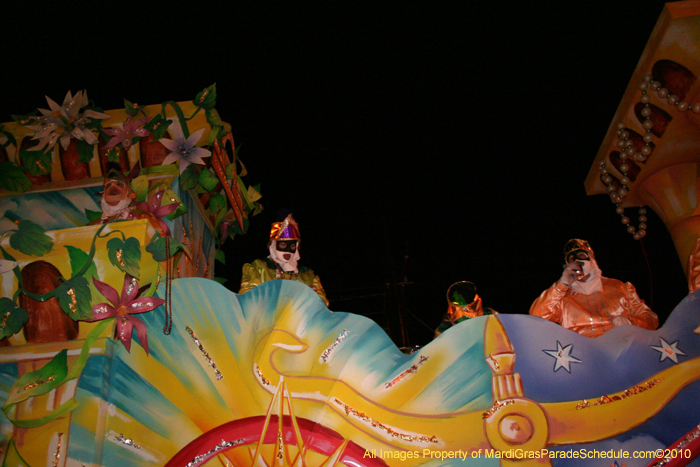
top-left (276, 240), bottom-right (297, 253)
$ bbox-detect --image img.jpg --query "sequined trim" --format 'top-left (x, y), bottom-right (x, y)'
top-left (52, 433), bottom-right (63, 467)
top-left (95, 305), bottom-right (109, 314)
top-left (277, 432), bottom-right (284, 460)
top-left (131, 301), bottom-right (154, 308)
top-left (125, 277), bottom-right (137, 297)
top-left (649, 424), bottom-right (700, 467)
top-left (385, 355), bottom-right (429, 388)
top-left (67, 288), bottom-right (77, 313)
top-left (186, 439), bottom-right (244, 467)
top-left (0, 312), bottom-right (9, 330)
top-left (320, 330), bottom-right (349, 363)
top-left (482, 399), bottom-right (515, 419)
top-left (19, 375), bottom-right (55, 393)
top-left (255, 364), bottom-right (270, 386)
top-left (333, 397), bottom-right (438, 443)
top-left (575, 377), bottom-right (662, 410)
top-left (488, 353), bottom-right (500, 371)
top-left (186, 326), bottom-right (223, 380)
top-left (114, 433), bottom-right (141, 449)
top-left (116, 249), bottom-right (126, 266)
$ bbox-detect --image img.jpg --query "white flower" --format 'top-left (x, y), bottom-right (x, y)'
top-left (160, 121), bottom-right (211, 173)
top-left (28, 90), bottom-right (110, 152)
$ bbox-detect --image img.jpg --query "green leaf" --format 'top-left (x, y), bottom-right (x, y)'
top-left (209, 193), bottom-right (227, 218)
top-left (105, 146), bottom-right (121, 163)
top-left (5, 349), bottom-right (69, 406)
top-left (11, 111), bottom-right (37, 126)
top-left (205, 108), bottom-right (223, 126)
top-left (0, 298), bottom-right (28, 339)
top-left (213, 277), bottom-right (228, 285)
top-left (144, 114), bottom-right (172, 140)
top-left (194, 83), bottom-right (217, 110)
top-left (198, 167), bottom-right (219, 192)
top-left (85, 209), bottom-right (102, 223)
top-left (146, 233), bottom-right (189, 262)
top-left (9, 220), bottom-right (53, 256)
top-left (124, 99), bottom-right (139, 117)
top-left (0, 161), bottom-right (32, 193)
top-left (131, 175), bottom-right (149, 203)
top-left (65, 245), bottom-right (101, 307)
top-left (237, 176), bottom-right (255, 210)
top-left (208, 125), bottom-right (221, 145)
top-left (1, 319), bottom-right (111, 428)
top-left (215, 249), bottom-right (226, 264)
top-left (107, 236), bottom-right (141, 279)
top-left (163, 188), bottom-right (187, 220)
top-left (180, 164), bottom-right (199, 191)
top-left (55, 277), bottom-right (93, 321)
top-left (19, 148), bottom-right (52, 176)
top-left (248, 184), bottom-right (263, 202)
top-left (76, 139), bottom-right (95, 163)
top-left (229, 216), bottom-right (249, 236)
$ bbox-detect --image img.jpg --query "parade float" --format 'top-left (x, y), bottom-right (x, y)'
top-left (1, 2), bottom-right (700, 467)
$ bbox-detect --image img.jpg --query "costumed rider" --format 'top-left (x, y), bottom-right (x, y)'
top-left (434, 281), bottom-right (496, 338)
top-left (239, 213), bottom-right (329, 306)
top-left (529, 238), bottom-right (658, 337)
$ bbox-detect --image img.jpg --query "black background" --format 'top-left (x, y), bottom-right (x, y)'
top-left (2, 1), bottom-right (689, 345)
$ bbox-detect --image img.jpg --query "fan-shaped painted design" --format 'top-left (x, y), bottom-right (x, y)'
top-left (1, 278), bottom-right (700, 466)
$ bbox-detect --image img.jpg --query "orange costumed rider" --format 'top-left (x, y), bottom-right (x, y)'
top-left (529, 239), bottom-right (658, 338)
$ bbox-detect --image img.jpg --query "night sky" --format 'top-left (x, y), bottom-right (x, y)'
top-left (2, 1), bottom-right (689, 346)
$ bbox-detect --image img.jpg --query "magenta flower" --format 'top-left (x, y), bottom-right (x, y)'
top-left (90, 274), bottom-right (165, 354)
top-left (102, 116), bottom-right (152, 151)
top-left (160, 120), bottom-right (211, 173)
top-left (133, 188), bottom-right (180, 236)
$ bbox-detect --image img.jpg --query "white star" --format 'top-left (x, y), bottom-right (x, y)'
top-left (543, 341), bottom-right (582, 373)
top-left (650, 338), bottom-right (686, 363)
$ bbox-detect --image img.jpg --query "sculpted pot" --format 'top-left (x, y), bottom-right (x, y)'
top-left (19, 261), bottom-right (79, 343)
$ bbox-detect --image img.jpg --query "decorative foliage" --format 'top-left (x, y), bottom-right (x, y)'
top-left (1, 319), bottom-right (112, 428)
top-left (17, 144), bottom-right (52, 177)
top-left (65, 245), bottom-right (101, 307)
top-left (89, 274), bottom-right (165, 354)
top-left (0, 298), bottom-right (28, 339)
top-left (54, 277), bottom-right (93, 320)
top-left (107, 236), bottom-right (142, 279)
top-left (8, 219), bottom-right (53, 256)
top-left (145, 232), bottom-right (188, 262)
top-left (0, 161), bottom-right (32, 193)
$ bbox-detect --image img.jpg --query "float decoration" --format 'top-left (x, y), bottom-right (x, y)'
top-left (0, 278), bottom-right (692, 466)
top-left (586, 1), bottom-right (700, 272)
top-left (0, 87), bottom-right (262, 462)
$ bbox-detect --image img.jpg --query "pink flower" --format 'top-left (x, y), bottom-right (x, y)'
top-left (133, 188), bottom-right (180, 236)
top-left (90, 274), bottom-right (165, 354)
top-left (102, 116), bottom-right (152, 151)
